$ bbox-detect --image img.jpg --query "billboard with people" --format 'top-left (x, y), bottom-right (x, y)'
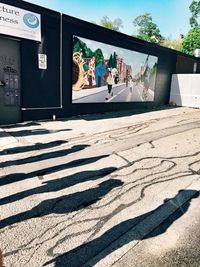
top-left (72, 36), bottom-right (158, 103)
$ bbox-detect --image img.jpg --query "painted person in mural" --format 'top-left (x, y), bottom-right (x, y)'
top-left (114, 74), bottom-right (119, 84)
top-left (129, 76), bottom-right (134, 93)
top-left (140, 63), bottom-right (150, 100)
top-left (105, 71), bottom-right (114, 100)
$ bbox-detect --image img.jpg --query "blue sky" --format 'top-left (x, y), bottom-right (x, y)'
top-left (23, 0), bottom-right (192, 38)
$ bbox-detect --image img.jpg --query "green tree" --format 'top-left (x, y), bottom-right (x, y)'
top-left (161, 37), bottom-right (183, 51)
top-left (189, 0), bottom-right (200, 28)
top-left (182, 27), bottom-right (200, 55)
top-left (100, 16), bottom-right (123, 32)
top-left (133, 13), bottom-right (163, 44)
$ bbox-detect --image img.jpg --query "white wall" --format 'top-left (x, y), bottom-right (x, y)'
top-left (170, 74), bottom-right (200, 108)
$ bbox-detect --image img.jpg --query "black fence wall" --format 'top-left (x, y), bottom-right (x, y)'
top-left (1, 0), bottom-right (200, 122)
top-left (62, 15), bottom-right (177, 117)
top-left (21, 13), bottom-right (61, 109)
top-left (1, 0), bottom-right (62, 122)
top-left (176, 55), bottom-right (200, 73)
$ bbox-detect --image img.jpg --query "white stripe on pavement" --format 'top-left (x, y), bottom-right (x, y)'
top-left (107, 87), bottom-right (128, 102)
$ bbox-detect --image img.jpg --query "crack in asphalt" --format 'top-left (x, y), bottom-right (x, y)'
top-left (0, 113), bottom-right (200, 266)
top-left (3, 152), bottom-right (199, 261)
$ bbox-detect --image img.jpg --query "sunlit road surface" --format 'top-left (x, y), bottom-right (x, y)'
top-left (0, 107), bottom-right (200, 267)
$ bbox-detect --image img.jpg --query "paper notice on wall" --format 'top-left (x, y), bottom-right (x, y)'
top-left (38, 54), bottom-right (47, 69)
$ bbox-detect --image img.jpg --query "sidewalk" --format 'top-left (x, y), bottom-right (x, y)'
top-left (0, 107), bottom-right (200, 267)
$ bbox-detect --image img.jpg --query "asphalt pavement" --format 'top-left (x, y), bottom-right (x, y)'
top-left (0, 106), bottom-right (200, 267)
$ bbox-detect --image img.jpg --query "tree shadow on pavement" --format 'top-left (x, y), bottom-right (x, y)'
top-left (44, 189), bottom-right (199, 267)
top-left (0, 179), bottom-right (123, 229)
top-left (4, 128), bottom-right (72, 137)
top-left (1, 122), bottom-right (41, 129)
top-left (0, 140), bottom-right (68, 156)
top-left (0, 144), bottom-right (90, 168)
top-left (0, 167), bottom-right (117, 205)
top-left (62, 106), bottom-right (175, 122)
top-left (0, 154), bottom-right (109, 187)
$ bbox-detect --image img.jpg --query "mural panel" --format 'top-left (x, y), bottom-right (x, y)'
top-left (72, 36), bottom-right (158, 103)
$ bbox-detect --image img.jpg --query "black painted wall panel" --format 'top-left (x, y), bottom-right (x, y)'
top-left (154, 55), bottom-right (176, 105)
top-left (21, 22), bottom-right (60, 108)
top-left (61, 15), bottom-right (176, 117)
top-left (1, 0), bottom-right (61, 114)
top-left (1, 0), bottom-right (200, 122)
top-left (176, 55), bottom-right (200, 73)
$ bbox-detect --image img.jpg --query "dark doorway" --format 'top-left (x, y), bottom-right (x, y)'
top-left (0, 38), bottom-right (21, 125)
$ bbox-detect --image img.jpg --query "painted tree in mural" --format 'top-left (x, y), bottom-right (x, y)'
top-left (109, 54), bottom-right (113, 68)
top-left (73, 36), bottom-right (93, 58)
top-left (108, 52), bottom-right (117, 68)
top-left (151, 63), bottom-right (158, 75)
top-left (94, 48), bottom-right (105, 66)
top-left (93, 49), bottom-right (106, 86)
top-left (113, 52), bottom-right (117, 68)
top-left (73, 37), bottom-right (107, 88)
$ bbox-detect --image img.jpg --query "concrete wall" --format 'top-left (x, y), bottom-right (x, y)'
top-left (170, 74), bottom-right (200, 108)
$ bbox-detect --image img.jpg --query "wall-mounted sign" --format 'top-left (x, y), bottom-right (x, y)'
top-left (38, 54), bottom-right (47, 69)
top-left (0, 2), bottom-right (41, 41)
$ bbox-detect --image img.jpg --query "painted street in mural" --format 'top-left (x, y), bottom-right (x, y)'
top-left (72, 36), bottom-right (157, 103)
top-left (73, 82), bottom-right (154, 103)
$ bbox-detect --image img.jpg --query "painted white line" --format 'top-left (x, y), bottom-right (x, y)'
top-left (126, 92), bottom-right (132, 102)
top-left (107, 87), bottom-right (128, 102)
top-left (73, 83), bottom-right (125, 100)
top-left (136, 85), bottom-right (143, 101)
